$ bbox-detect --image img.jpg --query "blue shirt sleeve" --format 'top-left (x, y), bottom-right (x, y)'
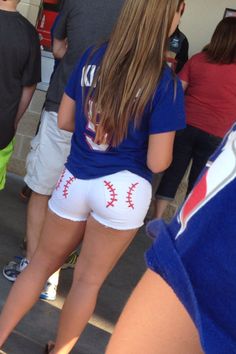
top-left (64, 47), bottom-right (94, 100)
top-left (65, 45), bottom-right (107, 102)
top-left (149, 67), bottom-right (186, 134)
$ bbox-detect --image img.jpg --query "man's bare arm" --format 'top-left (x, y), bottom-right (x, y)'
top-left (14, 84), bottom-right (37, 129)
top-left (53, 38), bottom-right (67, 59)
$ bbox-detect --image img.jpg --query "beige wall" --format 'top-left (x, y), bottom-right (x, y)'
top-left (180, 0), bottom-right (236, 56)
top-left (17, 0), bottom-right (41, 25)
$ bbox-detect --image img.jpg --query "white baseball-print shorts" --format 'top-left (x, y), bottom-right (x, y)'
top-left (49, 168), bottom-right (152, 230)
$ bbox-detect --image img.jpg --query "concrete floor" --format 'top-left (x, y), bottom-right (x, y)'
top-left (0, 174), bottom-right (152, 354)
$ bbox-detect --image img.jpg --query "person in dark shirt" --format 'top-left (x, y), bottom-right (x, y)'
top-left (0, 0), bottom-right (41, 190)
top-left (168, 26), bottom-right (189, 73)
top-left (166, 2), bottom-right (188, 73)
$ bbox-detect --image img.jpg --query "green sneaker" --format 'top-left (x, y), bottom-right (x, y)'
top-left (62, 251), bottom-right (78, 269)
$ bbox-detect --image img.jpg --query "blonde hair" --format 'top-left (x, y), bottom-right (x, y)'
top-left (86, 0), bottom-right (184, 146)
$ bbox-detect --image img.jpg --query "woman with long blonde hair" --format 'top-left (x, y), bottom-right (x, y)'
top-left (0, 0), bottom-right (185, 352)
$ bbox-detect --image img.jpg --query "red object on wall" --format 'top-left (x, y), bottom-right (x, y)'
top-left (36, 9), bottom-right (58, 50)
top-left (43, 0), bottom-right (59, 4)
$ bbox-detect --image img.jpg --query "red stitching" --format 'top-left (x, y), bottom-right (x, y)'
top-left (56, 168), bottom-right (66, 190)
top-left (104, 180), bottom-right (118, 208)
top-left (63, 176), bottom-right (76, 198)
top-left (126, 182), bottom-right (139, 209)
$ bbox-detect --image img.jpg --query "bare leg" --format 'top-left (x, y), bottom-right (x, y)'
top-left (106, 269), bottom-right (203, 354)
top-left (0, 211), bottom-right (86, 347)
top-left (26, 191), bottom-right (49, 260)
top-left (51, 217), bottom-right (138, 354)
top-left (27, 193), bottom-right (62, 293)
top-left (154, 198), bottom-right (169, 219)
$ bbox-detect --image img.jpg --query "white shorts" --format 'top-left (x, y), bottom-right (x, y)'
top-left (49, 169), bottom-right (152, 230)
top-left (24, 110), bottom-right (72, 195)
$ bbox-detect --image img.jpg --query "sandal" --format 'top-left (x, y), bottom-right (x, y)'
top-left (44, 341), bottom-right (55, 354)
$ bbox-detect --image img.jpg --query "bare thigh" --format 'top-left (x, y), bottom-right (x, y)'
top-left (73, 217), bottom-right (138, 288)
top-left (32, 209), bottom-right (86, 273)
top-left (106, 269), bottom-right (203, 354)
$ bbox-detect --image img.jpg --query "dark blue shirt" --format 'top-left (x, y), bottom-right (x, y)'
top-left (146, 123), bottom-right (236, 353)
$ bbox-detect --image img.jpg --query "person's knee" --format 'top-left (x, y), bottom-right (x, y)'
top-left (32, 246), bottom-right (64, 274)
top-left (72, 268), bottom-right (104, 291)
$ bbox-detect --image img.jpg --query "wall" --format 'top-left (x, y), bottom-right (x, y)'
top-left (17, 0), bottom-right (41, 25)
top-left (180, 0), bottom-right (236, 56)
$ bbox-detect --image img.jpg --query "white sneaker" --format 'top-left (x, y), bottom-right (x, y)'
top-left (40, 281), bottom-right (57, 301)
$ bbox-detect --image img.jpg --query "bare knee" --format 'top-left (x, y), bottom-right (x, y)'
top-left (31, 249), bottom-right (63, 277)
top-left (72, 271), bottom-right (104, 293)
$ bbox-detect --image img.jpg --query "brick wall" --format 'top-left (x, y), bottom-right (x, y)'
top-left (17, 0), bottom-right (41, 26)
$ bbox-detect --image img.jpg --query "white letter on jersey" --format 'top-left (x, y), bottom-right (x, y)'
top-left (81, 65), bottom-right (96, 87)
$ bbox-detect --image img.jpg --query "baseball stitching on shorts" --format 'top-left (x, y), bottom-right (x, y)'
top-left (104, 180), bottom-right (118, 208)
top-left (56, 168), bottom-right (66, 191)
top-left (126, 182), bottom-right (139, 209)
top-left (63, 176), bottom-right (77, 198)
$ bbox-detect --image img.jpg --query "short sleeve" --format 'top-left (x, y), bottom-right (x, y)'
top-left (175, 37), bottom-right (189, 73)
top-left (64, 46), bottom-right (93, 100)
top-left (64, 60), bottom-right (81, 100)
top-left (178, 57), bottom-right (191, 83)
top-left (21, 30), bottom-right (41, 86)
top-left (53, 0), bottom-right (71, 40)
top-left (149, 69), bottom-right (186, 134)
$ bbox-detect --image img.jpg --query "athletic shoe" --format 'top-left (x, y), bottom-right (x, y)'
top-left (61, 251), bottom-right (78, 269)
top-left (2, 257), bottom-right (29, 282)
top-left (40, 282), bottom-right (57, 301)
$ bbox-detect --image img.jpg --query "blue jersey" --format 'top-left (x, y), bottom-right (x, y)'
top-left (146, 123), bottom-right (236, 353)
top-left (65, 45), bottom-right (185, 182)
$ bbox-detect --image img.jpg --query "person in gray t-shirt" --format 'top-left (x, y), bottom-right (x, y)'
top-left (46, 0), bottom-right (124, 113)
top-left (3, 0), bottom-right (124, 301)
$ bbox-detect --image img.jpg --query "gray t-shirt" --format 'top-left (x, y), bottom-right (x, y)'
top-left (45, 0), bottom-right (124, 112)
